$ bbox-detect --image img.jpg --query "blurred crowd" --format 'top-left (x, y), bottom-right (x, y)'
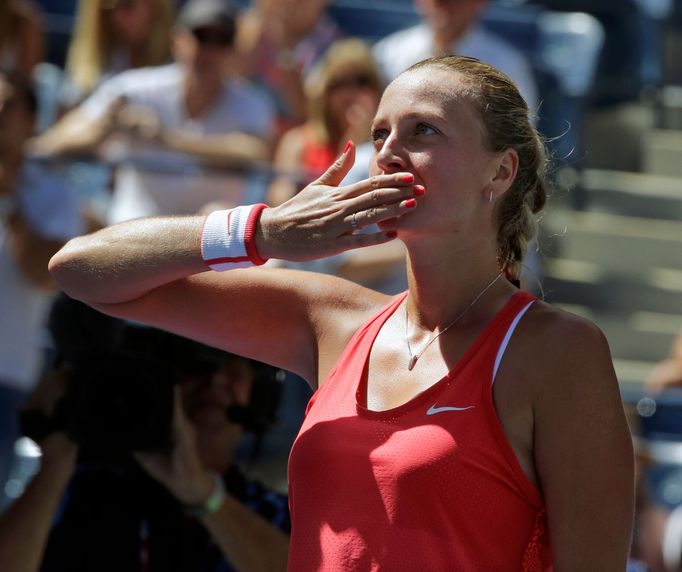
top-left (0, 0), bottom-right (681, 570)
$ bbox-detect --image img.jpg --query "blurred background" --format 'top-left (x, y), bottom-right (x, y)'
top-left (1, 0), bottom-right (682, 570)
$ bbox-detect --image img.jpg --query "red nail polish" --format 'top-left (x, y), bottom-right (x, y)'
top-left (403, 198), bottom-right (417, 208)
top-left (414, 185), bottom-right (426, 196)
top-left (387, 231), bottom-right (398, 239)
top-left (401, 174), bottom-right (414, 183)
top-left (343, 140), bottom-right (352, 154)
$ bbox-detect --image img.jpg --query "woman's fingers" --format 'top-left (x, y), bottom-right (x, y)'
top-left (314, 140), bottom-right (357, 187)
top-left (343, 197), bottom-right (419, 231)
top-left (342, 172), bottom-right (416, 200)
top-left (256, 157), bottom-right (424, 261)
top-left (345, 182), bottom-right (425, 213)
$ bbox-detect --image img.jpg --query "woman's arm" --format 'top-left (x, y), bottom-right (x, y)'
top-left (530, 308), bottom-right (635, 571)
top-left (49, 145), bottom-right (420, 382)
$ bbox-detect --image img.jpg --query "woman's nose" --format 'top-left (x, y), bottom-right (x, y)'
top-left (374, 134), bottom-right (406, 174)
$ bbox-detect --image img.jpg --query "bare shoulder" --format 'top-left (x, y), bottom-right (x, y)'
top-left (300, 268), bottom-right (393, 337)
top-left (513, 300), bottom-right (616, 395)
top-left (287, 268), bottom-right (394, 384)
top-left (513, 305), bottom-right (634, 569)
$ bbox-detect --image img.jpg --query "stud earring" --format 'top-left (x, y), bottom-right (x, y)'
top-left (489, 190), bottom-right (494, 205)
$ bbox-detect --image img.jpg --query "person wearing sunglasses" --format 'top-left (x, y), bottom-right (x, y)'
top-left (32, 0), bottom-right (275, 226)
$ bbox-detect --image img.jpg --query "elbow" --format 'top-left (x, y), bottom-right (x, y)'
top-left (48, 237), bottom-right (91, 299)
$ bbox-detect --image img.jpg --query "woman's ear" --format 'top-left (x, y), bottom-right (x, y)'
top-left (487, 148), bottom-right (519, 201)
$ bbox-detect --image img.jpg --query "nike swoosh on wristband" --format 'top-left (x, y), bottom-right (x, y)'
top-left (426, 404), bottom-right (476, 415)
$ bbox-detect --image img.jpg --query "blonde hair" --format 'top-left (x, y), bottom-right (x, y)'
top-left (306, 38), bottom-right (382, 146)
top-left (66, 0), bottom-right (174, 95)
top-left (405, 55), bottom-right (548, 282)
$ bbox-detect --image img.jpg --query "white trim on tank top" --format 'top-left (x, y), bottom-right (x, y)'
top-left (492, 300), bottom-right (535, 384)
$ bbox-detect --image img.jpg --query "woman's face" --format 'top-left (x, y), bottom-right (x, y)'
top-left (325, 73), bottom-right (380, 133)
top-left (180, 356), bottom-right (253, 434)
top-left (369, 67), bottom-right (499, 233)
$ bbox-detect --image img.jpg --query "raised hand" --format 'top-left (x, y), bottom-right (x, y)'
top-left (134, 387), bottom-right (213, 506)
top-left (257, 141), bottom-right (421, 262)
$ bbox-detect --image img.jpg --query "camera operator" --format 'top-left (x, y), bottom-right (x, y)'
top-left (0, 297), bottom-right (290, 572)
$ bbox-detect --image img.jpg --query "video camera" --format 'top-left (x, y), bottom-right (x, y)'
top-left (20, 297), bottom-right (284, 464)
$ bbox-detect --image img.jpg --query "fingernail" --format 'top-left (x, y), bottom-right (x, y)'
top-left (403, 198), bottom-right (417, 208)
top-left (343, 140), bottom-right (352, 154)
top-left (401, 173), bottom-right (414, 183)
top-left (414, 185), bottom-right (426, 196)
top-left (387, 231), bottom-right (398, 239)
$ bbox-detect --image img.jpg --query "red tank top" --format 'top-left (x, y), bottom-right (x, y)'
top-left (287, 291), bottom-right (552, 571)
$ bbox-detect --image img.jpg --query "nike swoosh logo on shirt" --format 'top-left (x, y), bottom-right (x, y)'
top-left (426, 404), bottom-right (476, 415)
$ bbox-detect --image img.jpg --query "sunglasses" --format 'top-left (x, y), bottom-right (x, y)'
top-left (327, 74), bottom-right (376, 91)
top-left (191, 26), bottom-right (234, 48)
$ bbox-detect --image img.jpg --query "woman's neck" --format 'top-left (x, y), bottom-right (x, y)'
top-left (403, 235), bottom-right (508, 330)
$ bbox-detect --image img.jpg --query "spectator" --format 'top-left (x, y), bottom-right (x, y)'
top-left (266, 37), bottom-right (406, 294)
top-left (62, 0), bottom-right (175, 108)
top-left (372, 0), bottom-right (538, 112)
top-left (237, 0), bottom-right (343, 135)
top-left (0, 308), bottom-right (290, 572)
top-left (0, 0), bottom-right (43, 77)
top-left (268, 38), bottom-right (382, 206)
top-left (0, 68), bottom-right (83, 505)
top-left (32, 0), bottom-right (274, 224)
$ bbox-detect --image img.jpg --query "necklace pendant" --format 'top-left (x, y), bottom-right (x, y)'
top-left (408, 355), bottom-right (418, 371)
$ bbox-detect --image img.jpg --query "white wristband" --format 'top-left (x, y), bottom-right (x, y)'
top-left (201, 204), bottom-right (269, 271)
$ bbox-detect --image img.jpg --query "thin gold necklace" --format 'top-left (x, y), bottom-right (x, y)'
top-left (405, 272), bottom-right (503, 371)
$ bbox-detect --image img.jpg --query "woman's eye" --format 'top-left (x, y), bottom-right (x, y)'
top-left (415, 123), bottom-right (438, 136)
top-left (371, 129), bottom-right (388, 148)
top-left (371, 128), bottom-right (388, 141)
